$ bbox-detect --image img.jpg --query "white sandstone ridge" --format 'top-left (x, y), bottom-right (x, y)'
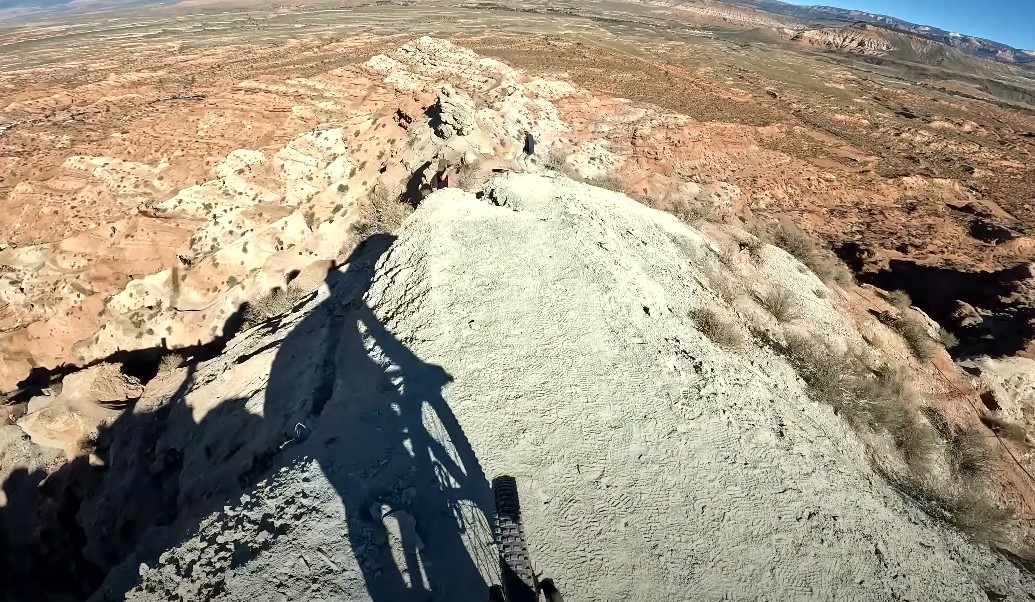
top-left (86, 173), bottom-right (1033, 601)
top-left (0, 36), bottom-right (744, 391)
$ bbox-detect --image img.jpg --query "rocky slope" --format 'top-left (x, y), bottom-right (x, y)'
top-left (4, 172), bottom-right (1031, 601)
top-left (789, 23), bottom-right (895, 55)
top-left (0, 34), bottom-right (740, 397)
top-left (638, 0), bottom-right (798, 29)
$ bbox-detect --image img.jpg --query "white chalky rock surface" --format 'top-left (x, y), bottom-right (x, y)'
top-left (97, 173), bottom-right (1034, 601)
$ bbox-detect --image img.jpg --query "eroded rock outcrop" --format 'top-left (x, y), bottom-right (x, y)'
top-left (790, 24), bottom-right (896, 55)
top-left (431, 85), bottom-right (477, 139)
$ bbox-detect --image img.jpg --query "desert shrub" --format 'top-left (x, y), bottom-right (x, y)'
top-left (887, 289), bottom-right (912, 309)
top-left (756, 287), bottom-right (798, 323)
top-left (946, 426), bottom-right (993, 481)
top-left (889, 312), bottom-right (935, 361)
top-left (778, 334), bottom-right (1010, 546)
top-left (353, 188), bottom-right (412, 236)
top-left (690, 307), bottom-right (743, 350)
top-left (543, 147), bottom-right (572, 173)
top-left (824, 261), bottom-right (855, 285)
top-left (744, 235), bottom-right (766, 259)
top-left (709, 272), bottom-right (743, 304)
top-left (590, 174), bottom-right (626, 193)
top-left (675, 201), bottom-right (716, 225)
top-left (781, 336), bottom-right (935, 469)
top-left (157, 353), bottom-right (182, 373)
top-left (980, 414), bottom-right (1027, 443)
top-left (772, 225), bottom-right (851, 284)
top-left (242, 287), bottom-right (305, 329)
top-left (774, 226), bottom-right (813, 262)
top-left (938, 328), bottom-right (959, 350)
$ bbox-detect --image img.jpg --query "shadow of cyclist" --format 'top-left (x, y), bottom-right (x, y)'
top-left (263, 233), bottom-right (498, 599)
top-left (0, 234), bottom-right (499, 602)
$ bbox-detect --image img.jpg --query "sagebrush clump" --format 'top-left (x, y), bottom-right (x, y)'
top-left (774, 334), bottom-right (1010, 543)
top-left (543, 147), bottom-right (580, 180)
top-left (772, 225), bottom-right (852, 284)
top-left (691, 307), bottom-right (744, 349)
top-left (885, 290), bottom-right (936, 361)
top-left (756, 287), bottom-right (798, 323)
top-left (353, 188), bottom-right (412, 237)
top-left (157, 353), bottom-right (183, 373)
top-left (242, 287), bottom-right (307, 328)
top-left (892, 315), bottom-right (935, 361)
top-left (590, 174), bottom-right (626, 193)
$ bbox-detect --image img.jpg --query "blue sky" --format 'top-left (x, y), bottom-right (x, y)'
top-left (785, 1), bottom-right (1035, 49)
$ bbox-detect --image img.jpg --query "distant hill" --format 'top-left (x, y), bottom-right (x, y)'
top-left (718, 0), bottom-right (1034, 66)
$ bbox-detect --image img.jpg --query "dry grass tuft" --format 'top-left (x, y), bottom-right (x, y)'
top-left (882, 290), bottom-right (936, 361)
top-left (825, 261), bottom-right (855, 285)
top-left (774, 226), bottom-right (813, 263)
top-left (946, 426), bottom-right (993, 481)
top-left (744, 235), bottom-right (766, 259)
top-left (353, 188), bottom-right (412, 236)
top-left (157, 353), bottom-right (183, 373)
top-left (691, 307), bottom-right (744, 350)
top-left (780, 336), bottom-right (935, 470)
top-left (543, 147), bottom-right (579, 178)
top-left (890, 312), bottom-right (936, 361)
top-left (920, 406), bottom-right (952, 439)
top-left (772, 225), bottom-right (852, 284)
top-left (938, 328), bottom-right (959, 350)
top-left (881, 469), bottom-right (1013, 546)
top-left (756, 287), bottom-right (799, 323)
top-left (775, 332), bottom-right (1011, 546)
top-left (980, 414), bottom-right (1027, 443)
top-left (242, 287), bottom-right (307, 329)
top-left (675, 200), bottom-right (717, 225)
top-left (896, 419), bottom-right (942, 471)
top-left (589, 174), bottom-right (626, 193)
top-left (782, 334), bottom-right (851, 409)
top-left (887, 289), bottom-right (912, 309)
top-left (947, 488), bottom-right (1015, 544)
top-left (709, 272), bottom-right (744, 304)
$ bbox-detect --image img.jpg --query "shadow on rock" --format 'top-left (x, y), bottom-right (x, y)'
top-left (0, 234), bottom-right (496, 601)
top-left (854, 258), bottom-right (1035, 358)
